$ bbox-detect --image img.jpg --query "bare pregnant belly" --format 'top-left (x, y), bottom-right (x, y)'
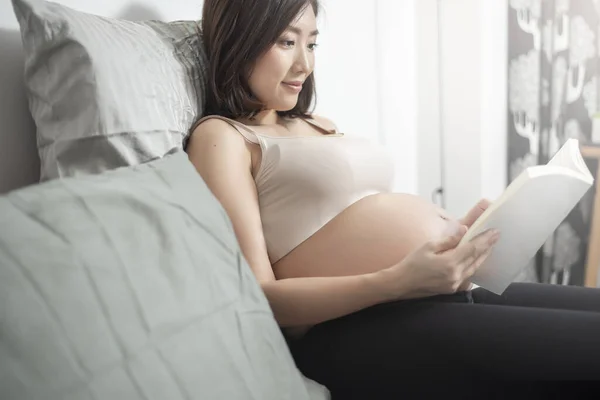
top-left (273, 193), bottom-right (460, 279)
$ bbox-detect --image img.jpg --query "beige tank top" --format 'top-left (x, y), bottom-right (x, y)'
top-left (193, 115), bottom-right (395, 264)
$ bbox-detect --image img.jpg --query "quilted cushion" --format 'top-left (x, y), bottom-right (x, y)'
top-left (0, 150), bottom-right (329, 400)
top-left (12, 0), bottom-right (207, 180)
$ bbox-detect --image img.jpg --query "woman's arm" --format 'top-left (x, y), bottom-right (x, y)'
top-left (186, 120), bottom-right (396, 327)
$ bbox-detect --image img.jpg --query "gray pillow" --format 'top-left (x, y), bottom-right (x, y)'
top-left (12, 0), bottom-right (207, 181)
top-left (0, 150), bottom-right (329, 400)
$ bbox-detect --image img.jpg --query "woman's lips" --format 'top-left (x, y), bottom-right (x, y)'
top-left (282, 81), bottom-right (303, 92)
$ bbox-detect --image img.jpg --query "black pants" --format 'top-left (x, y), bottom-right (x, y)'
top-left (288, 283), bottom-right (600, 399)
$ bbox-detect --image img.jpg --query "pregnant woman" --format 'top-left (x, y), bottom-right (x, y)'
top-left (186, 0), bottom-right (600, 397)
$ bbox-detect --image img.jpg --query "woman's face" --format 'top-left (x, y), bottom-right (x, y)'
top-left (247, 5), bottom-right (318, 112)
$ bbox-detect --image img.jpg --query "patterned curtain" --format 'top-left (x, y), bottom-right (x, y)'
top-left (508, 0), bottom-right (600, 286)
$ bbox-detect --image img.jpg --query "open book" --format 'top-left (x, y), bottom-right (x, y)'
top-left (460, 139), bottom-right (595, 294)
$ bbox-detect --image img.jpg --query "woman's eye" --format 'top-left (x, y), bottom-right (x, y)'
top-left (280, 40), bottom-right (295, 48)
top-left (308, 43), bottom-right (319, 51)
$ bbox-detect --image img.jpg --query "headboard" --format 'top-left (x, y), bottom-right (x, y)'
top-left (0, 0), bottom-right (204, 194)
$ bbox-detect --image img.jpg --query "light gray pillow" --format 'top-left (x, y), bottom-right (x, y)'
top-left (0, 150), bottom-right (329, 400)
top-left (12, 0), bottom-right (207, 181)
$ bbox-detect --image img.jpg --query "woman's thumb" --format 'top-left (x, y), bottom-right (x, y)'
top-left (433, 224), bottom-right (467, 252)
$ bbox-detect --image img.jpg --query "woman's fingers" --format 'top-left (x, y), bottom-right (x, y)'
top-left (430, 225), bottom-right (468, 253)
top-left (461, 246), bottom-right (495, 281)
top-left (459, 198), bottom-right (491, 227)
top-left (453, 228), bottom-right (499, 265)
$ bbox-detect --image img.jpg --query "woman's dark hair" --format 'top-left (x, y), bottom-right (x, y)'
top-left (201, 0), bottom-right (319, 119)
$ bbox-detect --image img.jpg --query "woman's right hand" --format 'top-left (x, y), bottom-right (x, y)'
top-left (381, 226), bottom-right (500, 300)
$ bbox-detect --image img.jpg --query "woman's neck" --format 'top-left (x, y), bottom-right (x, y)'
top-left (242, 109), bottom-right (279, 126)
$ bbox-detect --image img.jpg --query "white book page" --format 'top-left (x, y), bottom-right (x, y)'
top-left (547, 138), bottom-right (593, 180)
top-left (463, 172), bottom-right (592, 294)
top-left (547, 138), bottom-right (578, 170)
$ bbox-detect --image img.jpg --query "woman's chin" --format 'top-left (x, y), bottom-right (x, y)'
top-left (275, 103), bottom-right (298, 112)
top-left (267, 97), bottom-right (299, 112)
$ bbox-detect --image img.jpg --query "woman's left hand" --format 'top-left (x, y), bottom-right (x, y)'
top-left (456, 198), bottom-right (492, 291)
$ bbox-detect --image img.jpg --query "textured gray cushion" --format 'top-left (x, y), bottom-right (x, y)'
top-left (12, 0), bottom-right (207, 181)
top-left (0, 150), bottom-right (329, 400)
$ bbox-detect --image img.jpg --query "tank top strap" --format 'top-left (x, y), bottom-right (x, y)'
top-left (192, 115), bottom-right (261, 145)
top-left (301, 115), bottom-right (341, 135)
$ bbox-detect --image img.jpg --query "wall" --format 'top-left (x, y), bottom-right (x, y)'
top-left (439, 0), bottom-right (484, 216)
top-left (416, 0), bottom-right (443, 205)
top-left (480, 0), bottom-right (508, 202)
top-left (313, 0), bottom-right (380, 141)
top-left (416, 0), bottom-right (508, 217)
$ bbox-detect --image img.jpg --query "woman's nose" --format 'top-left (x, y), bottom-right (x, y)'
top-left (294, 47), bottom-right (311, 73)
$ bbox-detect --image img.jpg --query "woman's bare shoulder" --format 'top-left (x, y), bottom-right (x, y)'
top-left (191, 116), bottom-right (240, 138)
top-left (189, 116), bottom-right (258, 148)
